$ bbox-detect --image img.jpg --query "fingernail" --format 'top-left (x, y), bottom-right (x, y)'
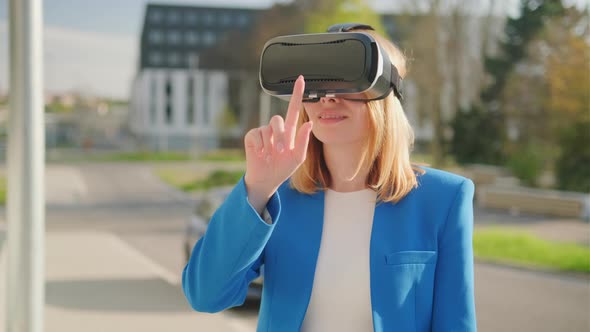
top-left (276, 142), bottom-right (284, 152)
top-left (298, 75), bottom-right (303, 81)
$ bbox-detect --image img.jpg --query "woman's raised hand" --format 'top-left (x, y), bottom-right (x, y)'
top-left (244, 75), bottom-right (313, 195)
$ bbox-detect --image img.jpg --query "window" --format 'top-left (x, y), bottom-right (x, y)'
top-left (165, 77), bottom-right (173, 124)
top-left (148, 52), bottom-right (162, 66)
top-left (150, 77), bottom-right (157, 124)
top-left (187, 54), bottom-right (198, 68)
top-left (187, 76), bottom-right (194, 124)
top-left (168, 52), bottom-right (180, 66)
top-left (203, 72), bottom-right (209, 125)
top-left (221, 13), bottom-right (231, 26)
top-left (185, 31), bottom-right (200, 45)
top-left (165, 78), bottom-right (172, 96)
top-left (238, 13), bottom-right (249, 26)
top-left (167, 30), bottom-right (181, 44)
top-left (148, 30), bottom-right (163, 44)
top-left (203, 31), bottom-right (215, 45)
top-left (204, 12), bottom-right (215, 25)
top-left (167, 10), bottom-right (180, 24)
top-left (180, 53), bottom-right (189, 67)
top-left (185, 12), bottom-right (198, 25)
top-left (149, 9), bottom-right (162, 23)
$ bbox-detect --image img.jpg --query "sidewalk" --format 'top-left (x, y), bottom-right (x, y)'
top-left (0, 229), bottom-right (251, 332)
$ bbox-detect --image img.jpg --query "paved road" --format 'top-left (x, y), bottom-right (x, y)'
top-left (0, 205), bottom-right (260, 332)
top-left (44, 163), bottom-right (192, 207)
top-left (0, 163), bottom-right (588, 331)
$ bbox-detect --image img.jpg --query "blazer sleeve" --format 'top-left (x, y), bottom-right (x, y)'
top-left (182, 175), bottom-right (281, 313)
top-left (432, 179), bottom-right (477, 331)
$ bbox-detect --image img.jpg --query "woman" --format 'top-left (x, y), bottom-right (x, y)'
top-left (182, 25), bottom-right (477, 332)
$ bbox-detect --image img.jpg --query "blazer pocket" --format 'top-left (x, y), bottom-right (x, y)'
top-left (385, 250), bottom-right (437, 265)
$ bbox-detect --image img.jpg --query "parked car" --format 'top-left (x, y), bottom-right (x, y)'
top-left (183, 185), bottom-right (264, 301)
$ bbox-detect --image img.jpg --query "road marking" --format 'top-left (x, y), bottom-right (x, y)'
top-left (106, 233), bottom-right (181, 286)
top-left (108, 232), bottom-right (259, 331)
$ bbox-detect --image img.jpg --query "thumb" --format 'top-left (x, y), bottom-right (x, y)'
top-left (293, 121), bottom-right (313, 163)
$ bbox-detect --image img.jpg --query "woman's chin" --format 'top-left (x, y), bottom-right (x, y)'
top-left (315, 136), bottom-right (363, 146)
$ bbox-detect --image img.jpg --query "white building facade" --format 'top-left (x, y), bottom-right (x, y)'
top-left (129, 4), bottom-right (260, 151)
top-left (130, 68), bottom-right (232, 151)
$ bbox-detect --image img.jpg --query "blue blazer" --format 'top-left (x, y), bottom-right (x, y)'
top-left (182, 167), bottom-right (477, 331)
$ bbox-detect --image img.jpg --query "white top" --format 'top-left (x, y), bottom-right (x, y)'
top-left (300, 187), bottom-right (377, 332)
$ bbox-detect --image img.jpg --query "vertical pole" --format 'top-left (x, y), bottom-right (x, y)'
top-left (6, 0), bottom-right (45, 331)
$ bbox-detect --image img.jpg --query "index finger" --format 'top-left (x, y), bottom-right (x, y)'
top-left (284, 75), bottom-right (305, 147)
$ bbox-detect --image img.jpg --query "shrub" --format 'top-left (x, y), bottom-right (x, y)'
top-left (449, 105), bottom-right (505, 165)
top-left (506, 144), bottom-right (544, 187)
top-left (555, 119), bottom-right (590, 193)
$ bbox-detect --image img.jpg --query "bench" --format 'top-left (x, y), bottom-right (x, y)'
top-left (477, 185), bottom-right (590, 220)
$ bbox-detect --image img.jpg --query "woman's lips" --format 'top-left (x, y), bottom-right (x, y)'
top-left (318, 117), bottom-right (347, 125)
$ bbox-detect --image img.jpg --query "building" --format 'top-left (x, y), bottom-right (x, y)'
top-left (129, 4), bottom-right (262, 151)
top-left (130, 3), bottom-right (505, 152)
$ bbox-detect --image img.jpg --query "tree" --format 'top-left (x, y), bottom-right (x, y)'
top-left (544, 6), bottom-right (590, 132)
top-left (501, 5), bottom-right (588, 152)
top-left (481, 0), bottom-right (565, 106)
top-left (301, 0), bottom-right (385, 33)
top-left (392, 0), bottom-right (446, 166)
top-left (392, 0), bottom-right (495, 167)
top-left (472, 2), bottom-right (588, 187)
top-left (450, 0), bottom-right (566, 165)
top-left (555, 119), bottom-right (590, 193)
top-left (542, 6), bottom-right (589, 190)
top-left (450, 105), bottom-right (504, 164)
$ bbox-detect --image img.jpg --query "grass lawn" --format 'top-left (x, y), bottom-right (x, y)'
top-left (155, 168), bottom-right (207, 190)
top-left (0, 177), bottom-right (5, 205)
top-left (156, 168), bottom-right (244, 192)
top-left (66, 149), bottom-right (431, 165)
top-left (181, 170), bottom-right (244, 191)
top-left (473, 227), bottom-right (590, 274)
top-left (73, 149), bottom-right (245, 163)
top-left (198, 148), bottom-right (245, 162)
top-left (95, 151), bottom-right (192, 162)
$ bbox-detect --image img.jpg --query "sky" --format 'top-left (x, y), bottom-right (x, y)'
top-left (0, 0), bottom-right (278, 99)
top-left (0, 0), bottom-right (588, 100)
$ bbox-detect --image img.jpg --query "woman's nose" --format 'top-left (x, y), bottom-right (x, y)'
top-left (320, 96), bottom-right (340, 103)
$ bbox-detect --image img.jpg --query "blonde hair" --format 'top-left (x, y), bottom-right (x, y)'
top-left (289, 28), bottom-right (424, 204)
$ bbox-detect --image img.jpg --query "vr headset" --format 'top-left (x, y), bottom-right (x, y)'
top-left (259, 23), bottom-right (403, 103)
